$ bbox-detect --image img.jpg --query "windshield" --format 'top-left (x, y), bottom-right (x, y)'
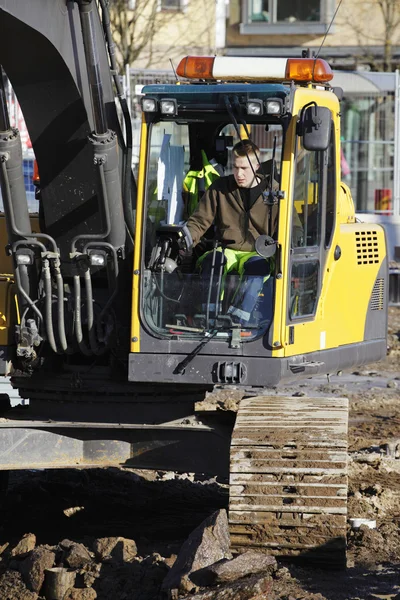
top-left (142, 118), bottom-right (283, 343)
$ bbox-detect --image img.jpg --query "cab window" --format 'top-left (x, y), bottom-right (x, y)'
top-left (289, 111), bottom-right (334, 320)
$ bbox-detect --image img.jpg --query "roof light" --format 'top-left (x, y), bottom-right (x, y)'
top-left (246, 100), bottom-right (263, 116)
top-left (176, 56), bottom-right (215, 79)
top-left (160, 99), bottom-right (178, 116)
top-left (266, 99), bottom-right (283, 115)
top-left (286, 58), bottom-right (333, 83)
top-left (141, 97), bottom-right (158, 112)
top-left (176, 55), bottom-right (333, 84)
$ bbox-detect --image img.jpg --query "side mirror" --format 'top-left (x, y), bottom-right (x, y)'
top-left (255, 235), bottom-right (277, 258)
top-left (300, 105), bottom-right (331, 151)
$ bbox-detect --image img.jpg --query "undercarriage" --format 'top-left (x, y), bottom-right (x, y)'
top-left (0, 374), bottom-right (348, 567)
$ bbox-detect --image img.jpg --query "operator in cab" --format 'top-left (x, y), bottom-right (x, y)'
top-left (185, 139), bottom-right (278, 327)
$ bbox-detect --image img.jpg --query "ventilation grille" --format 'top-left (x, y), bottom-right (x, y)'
top-left (355, 231), bottom-right (379, 265)
top-left (370, 278), bottom-right (385, 310)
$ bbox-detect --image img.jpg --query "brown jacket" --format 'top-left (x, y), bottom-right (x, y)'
top-left (186, 173), bottom-right (278, 252)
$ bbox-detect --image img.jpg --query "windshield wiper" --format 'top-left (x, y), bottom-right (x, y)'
top-left (173, 317), bottom-right (262, 375)
top-left (174, 328), bottom-right (220, 374)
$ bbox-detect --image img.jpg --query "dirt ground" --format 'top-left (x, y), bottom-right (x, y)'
top-left (0, 308), bottom-right (399, 599)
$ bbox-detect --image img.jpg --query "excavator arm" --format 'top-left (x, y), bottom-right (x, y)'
top-left (0, 0), bottom-right (134, 362)
top-left (0, 0), bottom-right (127, 256)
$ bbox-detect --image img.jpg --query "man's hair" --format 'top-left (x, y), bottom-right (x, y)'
top-left (232, 139), bottom-right (260, 160)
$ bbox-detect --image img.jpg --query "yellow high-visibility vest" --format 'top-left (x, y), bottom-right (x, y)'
top-left (183, 150), bottom-right (221, 216)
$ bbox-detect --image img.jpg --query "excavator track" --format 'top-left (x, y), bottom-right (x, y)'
top-left (229, 395), bottom-right (348, 568)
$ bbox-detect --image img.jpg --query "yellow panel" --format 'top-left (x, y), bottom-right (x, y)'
top-left (0, 277), bottom-right (17, 347)
top-left (268, 113), bottom-right (297, 356)
top-left (130, 119), bottom-right (148, 353)
top-left (284, 222), bottom-right (386, 356)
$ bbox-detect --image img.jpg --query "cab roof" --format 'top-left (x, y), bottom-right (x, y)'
top-left (141, 83), bottom-right (289, 101)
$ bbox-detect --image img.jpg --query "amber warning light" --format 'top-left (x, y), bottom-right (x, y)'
top-left (285, 58), bottom-right (333, 83)
top-left (176, 56), bottom-right (333, 84)
top-left (176, 56), bottom-right (215, 79)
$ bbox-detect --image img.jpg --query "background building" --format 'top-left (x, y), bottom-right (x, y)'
top-left (226, 0), bottom-right (400, 71)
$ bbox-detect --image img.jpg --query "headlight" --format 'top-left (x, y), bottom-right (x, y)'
top-left (141, 97), bottom-right (158, 112)
top-left (246, 100), bottom-right (264, 116)
top-left (89, 252), bottom-right (106, 267)
top-left (265, 99), bottom-right (283, 115)
top-left (16, 251), bottom-right (34, 265)
top-left (160, 99), bottom-right (178, 116)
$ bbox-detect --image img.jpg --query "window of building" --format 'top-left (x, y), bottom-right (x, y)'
top-left (250, 0), bottom-right (320, 23)
top-left (160, 0), bottom-right (183, 10)
top-left (241, 0), bottom-right (334, 35)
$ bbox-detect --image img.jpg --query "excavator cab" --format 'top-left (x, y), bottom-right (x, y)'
top-left (129, 56), bottom-right (387, 388)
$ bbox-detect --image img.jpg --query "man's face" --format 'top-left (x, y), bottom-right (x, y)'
top-left (233, 153), bottom-right (259, 188)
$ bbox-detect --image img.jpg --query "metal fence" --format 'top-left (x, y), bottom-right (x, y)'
top-left (339, 90), bottom-right (396, 215)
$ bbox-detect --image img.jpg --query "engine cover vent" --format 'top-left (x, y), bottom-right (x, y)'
top-left (370, 278), bottom-right (385, 310)
top-left (355, 231), bottom-right (379, 265)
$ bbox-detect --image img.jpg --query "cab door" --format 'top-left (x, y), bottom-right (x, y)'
top-left (284, 108), bottom-right (336, 356)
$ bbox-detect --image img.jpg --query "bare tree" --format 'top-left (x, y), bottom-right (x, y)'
top-left (340, 0), bottom-right (400, 71)
top-left (379, 0), bottom-right (400, 70)
top-left (108, 0), bottom-right (175, 72)
top-left (107, 0), bottom-right (214, 73)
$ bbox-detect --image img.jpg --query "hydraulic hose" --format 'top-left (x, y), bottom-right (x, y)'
top-left (42, 258), bottom-right (59, 355)
top-left (83, 241), bottom-right (119, 319)
top-left (84, 241), bottom-right (119, 350)
top-left (0, 149), bottom-right (72, 355)
top-left (73, 275), bottom-right (93, 356)
top-left (72, 163), bottom-right (109, 352)
top-left (52, 258), bottom-right (69, 353)
top-left (72, 164), bottom-right (118, 355)
top-left (14, 265), bottom-right (42, 323)
top-left (13, 239), bottom-right (46, 328)
top-left (84, 268), bottom-right (101, 354)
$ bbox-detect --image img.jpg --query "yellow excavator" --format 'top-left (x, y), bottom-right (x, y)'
top-left (0, 0), bottom-right (388, 567)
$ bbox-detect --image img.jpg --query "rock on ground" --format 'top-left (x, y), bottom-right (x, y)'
top-left (19, 546), bottom-right (56, 593)
top-left (60, 540), bottom-right (93, 569)
top-left (179, 573), bottom-right (273, 599)
top-left (93, 536), bottom-right (137, 563)
top-left (10, 533), bottom-right (36, 557)
top-left (190, 551), bottom-right (277, 586)
top-left (162, 509), bottom-right (232, 594)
